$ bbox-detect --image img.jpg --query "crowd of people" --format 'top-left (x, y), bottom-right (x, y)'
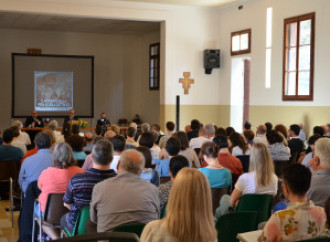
top-left (1, 111), bottom-right (330, 241)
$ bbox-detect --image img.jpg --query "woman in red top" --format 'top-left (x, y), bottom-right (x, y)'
top-left (37, 142), bottom-right (83, 239)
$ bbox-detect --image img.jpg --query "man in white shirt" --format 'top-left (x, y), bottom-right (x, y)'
top-left (253, 124), bottom-right (269, 146)
top-left (189, 127), bottom-right (208, 149)
top-left (109, 135), bottom-right (126, 172)
top-left (12, 120), bottom-right (31, 146)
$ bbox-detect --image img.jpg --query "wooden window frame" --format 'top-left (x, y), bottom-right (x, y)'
top-left (231, 29), bottom-right (251, 56)
top-left (149, 43), bottom-right (160, 90)
top-left (282, 12), bottom-right (315, 101)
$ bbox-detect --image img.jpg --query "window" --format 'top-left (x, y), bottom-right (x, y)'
top-left (231, 29), bottom-right (251, 56)
top-left (149, 43), bottom-right (160, 90)
top-left (283, 12), bottom-right (315, 100)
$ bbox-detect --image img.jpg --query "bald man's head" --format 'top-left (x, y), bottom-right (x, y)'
top-left (84, 132), bottom-right (94, 143)
top-left (118, 150), bottom-right (145, 175)
top-left (257, 124), bottom-right (267, 135)
top-left (105, 130), bottom-right (116, 138)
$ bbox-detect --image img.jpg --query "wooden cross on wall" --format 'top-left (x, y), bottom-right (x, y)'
top-left (179, 72), bottom-right (194, 94)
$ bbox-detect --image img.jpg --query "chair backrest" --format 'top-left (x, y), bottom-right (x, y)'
top-left (53, 232), bottom-right (139, 242)
top-left (235, 194), bottom-right (273, 225)
top-left (44, 193), bottom-right (69, 225)
top-left (236, 155), bottom-right (250, 173)
top-left (0, 160), bottom-right (20, 180)
top-left (73, 206), bottom-right (90, 235)
top-left (298, 237), bottom-right (330, 242)
top-left (160, 201), bottom-right (168, 219)
top-left (216, 211), bottom-right (257, 242)
top-left (211, 187), bottom-right (229, 213)
top-left (113, 223), bottom-right (146, 238)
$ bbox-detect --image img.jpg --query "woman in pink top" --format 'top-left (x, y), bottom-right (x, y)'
top-left (37, 142), bottom-right (83, 239)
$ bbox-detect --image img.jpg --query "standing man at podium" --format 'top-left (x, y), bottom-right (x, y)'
top-left (97, 112), bottom-right (111, 127)
top-left (24, 110), bottom-right (44, 128)
top-left (64, 109), bottom-right (78, 124)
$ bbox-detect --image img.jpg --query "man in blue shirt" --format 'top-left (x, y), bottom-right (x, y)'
top-left (0, 128), bottom-right (23, 161)
top-left (18, 132), bottom-right (53, 194)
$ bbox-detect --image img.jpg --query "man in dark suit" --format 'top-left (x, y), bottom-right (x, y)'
top-left (97, 112), bottom-right (111, 127)
top-left (288, 124), bottom-right (304, 162)
top-left (24, 110), bottom-right (44, 128)
top-left (64, 109), bottom-right (78, 124)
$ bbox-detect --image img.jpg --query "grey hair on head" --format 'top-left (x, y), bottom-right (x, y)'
top-left (205, 124), bottom-right (215, 135)
top-left (141, 123), bottom-right (150, 133)
top-left (119, 149), bottom-right (145, 175)
top-left (53, 142), bottom-right (76, 168)
top-left (12, 120), bottom-right (23, 129)
top-left (92, 139), bottom-right (114, 166)
top-left (48, 120), bottom-right (58, 130)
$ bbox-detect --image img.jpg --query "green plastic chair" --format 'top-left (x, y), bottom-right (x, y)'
top-left (216, 211), bottom-right (257, 242)
top-left (235, 194), bottom-right (273, 226)
top-left (160, 201), bottom-right (168, 219)
top-left (113, 223), bottom-right (146, 238)
top-left (298, 237), bottom-right (330, 242)
top-left (64, 206), bottom-right (90, 237)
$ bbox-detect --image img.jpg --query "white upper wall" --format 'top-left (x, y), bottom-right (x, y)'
top-left (218, 0), bottom-right (330, 106)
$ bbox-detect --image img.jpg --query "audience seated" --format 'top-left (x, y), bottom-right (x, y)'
top-left (258, 164), bottom-right (327, 241)
top-left (198, 142), bottom-right (231, 189)
top-left (165, 121), bottom-right (175, 137)
top-left (308, 138), bottom-right (330, 207)
top-left (301, 134), bottom-right (320, 170)
top-left (173, 131), bottom-right (200, 168)
top-left (253, 124), bottom-right (269, 146)
top-left (154, 137), bottom-right (181, 178)
top-left (158, 135), bottom-right (170, 160)
top-left (140, 168), bottom-right (217, 242)
top-left (67, 134), bottom-right (87, 161)
top-left (313, 125), bottom-right (325, 137)
top-left (299, 123), bottom-right (307, 142)
top-left (288, 124), bottom-right (305, 161)
top-left (81, 137), bottom-right (106, 171)
top-left (266, 130), bottom-right (290, 161)
top-left (109, 135), bottom-right (126, 172)
top-left (158, 155), bottom-right (189, 210)
top-left (0, 128), bottom-right (24, 161)
top-left (187, 119), bottom-right (201, 140)
top-left (137, 123), bottom-right (150, 142)
top-left (62, 122), bottom-right (72, 142)
top-left (265, 122), bottom-right (273, 134)
top-left (189, 127), bottom-right (208, 150)
top-left (215, 127), bottom-right (226, 137)
top-left (225, 126), bottom-right (235, 137)
top-left (150, 130), bottom-right (161, 159)
top-left (138, 146), bottom-right (160, 186)
top-left (90, 149), bottom-right (159, 232)
top-left (83, 131), bottom-right (94, 153)
top-left (12, 120), bottom-right (31, 146)
top-left (48, 120), bottom-right (65, 143)
top-left (10, 126), bottom-right (27, 154)
top-left (229, 132), bottom-right (250, 156)
top-left (243, 129), bottom-right (255, 146)
top-left (61, 139), bottom-right (116, 235)
top-left (36, 142), bottom-right (83, 239)
top-left (151, 124), bottom-right (163, 144)
top-left (213, 135), bottom-right (243, 179)
top-left (216, 143), bottom-right (278, 217)
top-left (126, 127), bottom-right (139, 149)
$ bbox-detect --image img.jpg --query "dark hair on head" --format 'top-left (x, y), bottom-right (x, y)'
top-left (94, 136), bottom-right (104, 144)
top-left (127, 127), bottom-right (137, 138)
top-left (283, 163), bottom-right (311, 196)
top-left (95, 125), bottom-right (104, 136)
top-left (243, 130), bottom-right (255, 141)
top-left (225, 127), bottom-right (235, 137)
top-left (62, 122), bottom-right (72, 138)
top-left (92, 139), bottom-right (113, 166)
top-left (274, 124), bottom-right (288, 138)
top-left (10, 126), bottom-right (20, 137)
top-left (244, 121), bottom-right (252, 130)
top-left (166, 137), bottom-right (181, 156)
top-left (67, 135), bottom-right (84, 152)
top-left (265, 122), bottom-right (273, 132)
top-left (213, 135), bottom-right (228, 149)
top-left (201, 142), bottom-right (219, 158)
top-left (139, 132), bottom-right (154, 148)
top-left (166, 121), bottom-right (175, 132)
top-left (313, 126), bottom-right (325, 137)
top-left (3, 128), bottom-right (15, 143)
top-left (151, 130), bottom-right (159, 144)
top-left (229, 132), bottom-right (248, 154)
top-left (72, 124), bottom-right (80, 135)
top-left (110, 135), bottom-right (126, 152)
top-left (215, 127), bottom-right (226, 137)
top-left (137, 146), bottom-right (154, 169)
top-left (190, 119), bottom-right (201, 130)
top-left (266, 130), bottom-right (284, 145)
top-left (172, 131), bottom-right (189, 150)
top-left (151, 124), bottom-right (161, 132)
top-left (169, 155), bottom-right (189, 177)
top-left (35, 132), bottom-right (52, 149)
top-left (290, 124), bottom-right (300, 136)
top-left (308, 134), bottom-right (321, 145)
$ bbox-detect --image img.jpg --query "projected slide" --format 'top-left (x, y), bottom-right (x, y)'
top-left (35, 71), bottom-right (73, 111)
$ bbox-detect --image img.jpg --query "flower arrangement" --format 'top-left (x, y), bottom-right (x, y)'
top-left (72, 119), bottom-right (89, 129)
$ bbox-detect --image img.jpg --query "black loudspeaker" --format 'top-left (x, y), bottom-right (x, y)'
top-left (204, 49), bottom-right (220, 74)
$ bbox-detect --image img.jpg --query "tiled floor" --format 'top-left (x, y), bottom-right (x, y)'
top-left (0, 200), bottom-right (19, 242)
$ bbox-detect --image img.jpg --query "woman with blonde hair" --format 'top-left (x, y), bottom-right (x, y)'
top-left (141, 168), bottom-right (217, 242)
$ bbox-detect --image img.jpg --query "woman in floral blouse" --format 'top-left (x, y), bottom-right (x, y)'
top-left (258, 164), bottom-right (327, 242)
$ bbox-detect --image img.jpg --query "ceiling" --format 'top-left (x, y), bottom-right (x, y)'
top-left (0, 12), bottom-right (161, 35)
top-left (118, 0), bottom-right (239, 7)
